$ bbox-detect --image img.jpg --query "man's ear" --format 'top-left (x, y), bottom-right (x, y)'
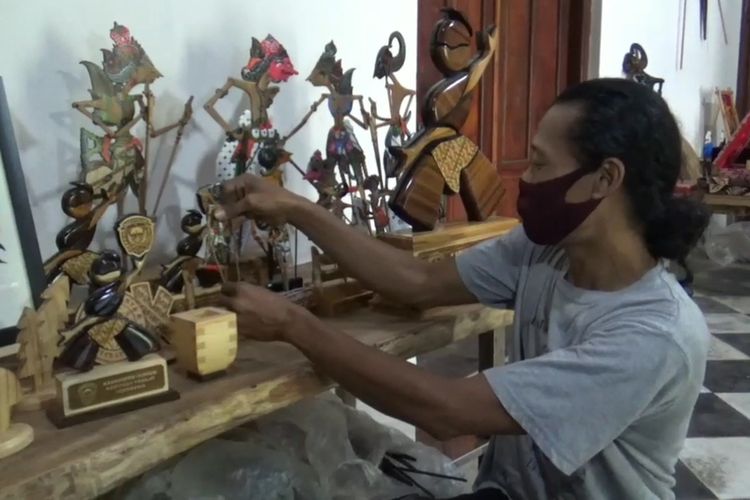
top-left (592, 158), bottom-right (625, 199)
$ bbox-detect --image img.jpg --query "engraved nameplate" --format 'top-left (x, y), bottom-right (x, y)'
top-left (56, 354), bottom-right (169, 417)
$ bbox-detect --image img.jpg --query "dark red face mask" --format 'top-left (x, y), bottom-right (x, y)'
top-left (516, 168), bottom-right (602, 245)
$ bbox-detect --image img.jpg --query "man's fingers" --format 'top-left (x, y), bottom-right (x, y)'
top-left (215, 195), bottom-right (253, 222)
top-left (219, 293), bottom-right (241, 313)
top-left (221, 281), bottom-right (238, 297)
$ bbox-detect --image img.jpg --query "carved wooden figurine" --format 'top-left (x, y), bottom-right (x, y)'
top-left (169, 308), bottom-right (238, 381)
top-left (159, 209), bottom-right (207, 293)
top-left (74, 22), bottom-right (192, 215)
top-left (59, 215), bottom-right (160, 371)
top-left (9, 264), bottom-right (70, 412)
top-left (0, 368), bottom-right (34, 460)
top-left (388, 9), bottom-right (504, 230)
top-left (15, 278), bottom-right (70, 410)
top-left (43, 183), bottom-right (115, 284)
top-left (622, 43), bottom-right (664, 95)
top-left (204, 34), bottom-right (298, 289)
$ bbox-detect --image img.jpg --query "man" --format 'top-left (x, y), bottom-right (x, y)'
top-left (216, 79), bottom-right (710, 499)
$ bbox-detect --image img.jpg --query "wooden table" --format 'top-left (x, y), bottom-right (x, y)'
top-left (703, 193), bottom-right (750, 216)
top-left (0, 305), bottom-right (513, 500)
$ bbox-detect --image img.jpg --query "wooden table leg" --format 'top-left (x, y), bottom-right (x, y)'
top-left (478, 326), bottom-right (506, 371)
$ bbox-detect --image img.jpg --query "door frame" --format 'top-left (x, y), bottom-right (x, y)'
top-left (737, 0), bottom-right (750, 118)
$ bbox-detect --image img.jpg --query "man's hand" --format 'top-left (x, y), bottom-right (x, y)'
top-left (214, 173), bottom-right (306, 226)
top-left (219, 282), bottom-right (311, 342)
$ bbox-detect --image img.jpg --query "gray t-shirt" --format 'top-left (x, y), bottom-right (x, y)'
top-left (456, 227), bottom-right (709, 500)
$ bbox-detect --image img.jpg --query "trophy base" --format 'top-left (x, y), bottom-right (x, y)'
top-left (15, 386), bottom-right (57, 412)
top-left (0, 423), bottom-right (34, 459)
top-left (46, 354), bottom-right (179, 429)
top-left (47, 390), bottom-right (179, 429)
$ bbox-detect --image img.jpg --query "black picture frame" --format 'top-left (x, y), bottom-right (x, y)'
top-left (0, 76), bottom-right (46, 346)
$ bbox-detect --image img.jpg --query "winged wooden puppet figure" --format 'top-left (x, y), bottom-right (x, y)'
top-left (75, 22), bottom-right (191, 211)
top-left (387, 9), bottom-right (504, 231)
top-left (46, 22), bottom-right (192, 286)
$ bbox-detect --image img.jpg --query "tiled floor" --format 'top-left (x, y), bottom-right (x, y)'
top-left (677, 293), bottom-right (750, 499)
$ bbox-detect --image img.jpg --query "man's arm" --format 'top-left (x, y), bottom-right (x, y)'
top-left (290, 310), bottom-right (523, 440)
top-left (289, 200), bottom-right (474, 309)
top-left (216, 173), bottom-right (477, 309)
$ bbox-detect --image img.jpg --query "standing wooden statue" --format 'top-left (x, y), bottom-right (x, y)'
top-left (204, 34), bottom-right (298, 289)
top-left (0, 368), bottom-right (34, 459)
top-left (388, 9), bottom-right (504, 230)
top-left (59, 215), bottom-right (160, 371)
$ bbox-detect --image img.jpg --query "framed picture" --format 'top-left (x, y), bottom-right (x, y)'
top-left (0, 76), bottom-right (46, 345)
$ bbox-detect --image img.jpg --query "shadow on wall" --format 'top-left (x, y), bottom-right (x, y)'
top-left (19, 28), bottom-right (85, 259)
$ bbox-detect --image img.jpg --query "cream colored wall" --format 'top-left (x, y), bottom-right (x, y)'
top-left (0, 0), bottom-right (418, 265)
top-left (597, 0), bottom-right (742, 150)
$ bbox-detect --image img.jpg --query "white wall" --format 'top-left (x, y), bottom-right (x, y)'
top-left (597, 0), bottom-right (742, 151)
top-left (0, 0), bottom-right (417, 264)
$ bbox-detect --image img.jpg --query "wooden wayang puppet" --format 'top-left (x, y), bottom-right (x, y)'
top-left (204, 34), bottom-right (299, 290)
top-left (367, 31), bottom-right (417, 233)
top-left (371, 32), bottom-right (415, 181)
top-left (387, 9), bottom-right (504, 231)
top-left (75, 22), bottom-right (192, 212)
top-left (287, 41), bottom-right (375, 233)
top-left (46, 22), bottom-right (192, 285)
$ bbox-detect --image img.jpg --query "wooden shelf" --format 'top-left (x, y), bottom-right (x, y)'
top-left (0, 305), bottom-right (513, 500)
top-left (379, 217), bottom-right (519, 260)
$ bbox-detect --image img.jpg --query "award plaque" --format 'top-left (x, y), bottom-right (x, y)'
top-left (116, 214), bottom-right (156, 264)
top-left (47, 354), bottom-right (179, 428)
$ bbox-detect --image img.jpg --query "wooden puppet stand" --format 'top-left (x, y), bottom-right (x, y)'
top-left (310, 247), bottom-right (373, 317)
top-left (373, 218), bottom-right (519, 313)
top-left (378, 217), bottom-right (519, 262)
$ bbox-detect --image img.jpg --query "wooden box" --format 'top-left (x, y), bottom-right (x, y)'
top-left (169, 308), bottom-right (238, 380)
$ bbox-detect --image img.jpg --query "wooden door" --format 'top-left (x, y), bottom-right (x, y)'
top-left (417, 0), bottom-right (590, 219)
top-left (414, 0), bottom-right (590, 460)
top-left (738, 0), bottom-right (750, 118)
